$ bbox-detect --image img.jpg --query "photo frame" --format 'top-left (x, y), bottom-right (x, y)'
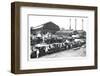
top-left (11, 2), bottom-right (98, 74)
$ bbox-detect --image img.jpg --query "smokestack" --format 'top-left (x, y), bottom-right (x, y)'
top-left (82, 19), bottom-right (84, 30)
top-left (69, 18), bottom-right (71, 30)
top-left (75, 18), bottom-right (77, 30)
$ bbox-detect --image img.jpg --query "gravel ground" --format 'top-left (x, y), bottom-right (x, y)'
top-left (40, 47), bottom-right (86, 58)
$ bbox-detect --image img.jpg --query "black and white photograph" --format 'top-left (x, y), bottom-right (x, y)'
top-left (11, 2), bottom-right (97, 73)
top-left (30, 15), bottom-right (87, 59)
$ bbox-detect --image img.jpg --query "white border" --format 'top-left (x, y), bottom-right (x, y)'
top-left (20, 6), bottom-right (95, 70)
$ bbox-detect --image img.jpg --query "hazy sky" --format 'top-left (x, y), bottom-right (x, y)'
top-left (29, 15), bottom-right (88, 31)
